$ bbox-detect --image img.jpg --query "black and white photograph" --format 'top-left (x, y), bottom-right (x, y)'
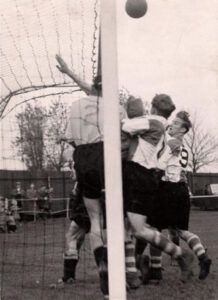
top-left (0, 1), bottom-right (218, 299)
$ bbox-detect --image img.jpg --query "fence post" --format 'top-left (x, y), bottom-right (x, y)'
top-left (33, 200), bottom-right (37, 222)
top-left (62, 173), bottom-right (66, 199)
top-left (66, 197), bottom-right (69, 219)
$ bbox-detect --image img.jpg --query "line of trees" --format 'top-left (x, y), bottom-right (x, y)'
top-left (15, 99), bottom-right (218, 174)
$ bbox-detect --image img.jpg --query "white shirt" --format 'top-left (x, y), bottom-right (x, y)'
top-left (122, 115), bottom-right (167, 169)
top-left (65, 96), bottom-right (104, 146)
top-left (65, 95), bottom-right (127, 146)
top-left (158, 135), bottom-right (188, 182)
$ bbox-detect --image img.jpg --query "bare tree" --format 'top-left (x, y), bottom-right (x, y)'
top-left (44, 98), bottom-right (70, 171)
top-left (119, 87), bottom-right (130, 107)
top-left (15, 99), bottom-right (70, 172)
top-left (184, 112), bottom-right (218, 173)
top-left (15, 103), bottom-right (46, 172)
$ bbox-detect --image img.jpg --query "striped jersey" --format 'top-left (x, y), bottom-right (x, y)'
top-left (158, 134), bottom-right (189, 182)
top-left (122, 115), bottom-right (167, 169)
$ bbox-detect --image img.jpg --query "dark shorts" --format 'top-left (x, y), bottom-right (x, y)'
top-left (73, 142), bottom-right (104, 199)
top-left (70, 208), bottom-right (91, 234)
top-left (124, 161), bottom-right (160, 217)
top-left (149, 181), bottom-right (190, 230)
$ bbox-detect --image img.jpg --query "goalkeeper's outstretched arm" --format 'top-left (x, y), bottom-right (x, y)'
top-left (56, 54), bottom-right (93, 95)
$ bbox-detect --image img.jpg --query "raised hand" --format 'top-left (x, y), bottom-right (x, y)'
top-left (55, 54), bottom-right (69, 74)
top-left (55, 54), bottom-right (93, 95)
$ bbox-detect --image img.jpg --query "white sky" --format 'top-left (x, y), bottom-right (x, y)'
top-left (116, 0), bottom-right (218, 136)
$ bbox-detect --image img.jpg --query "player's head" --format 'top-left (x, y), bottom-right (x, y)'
top-left (168, 110), bottom-right (192, 137)
top-left (92, 75), bottom-right (102, 93)
top-left (151, 94), bottom-right (176, 119)
top-left (126, 95), bottom-right (144, 118)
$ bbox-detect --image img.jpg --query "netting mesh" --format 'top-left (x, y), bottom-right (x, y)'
top-left (0, 0), bottom-right (101, 169)
top-left (0, 1), bottom-right (102, 299)
top-left (0, 209), bottom-right (105, 299)
top-left (0, 0), bottom-right (100, 118)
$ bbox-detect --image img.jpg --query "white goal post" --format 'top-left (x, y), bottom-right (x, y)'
top-left (101, 0), bottom-right (126, 299)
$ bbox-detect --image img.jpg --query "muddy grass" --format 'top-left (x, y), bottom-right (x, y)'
top-left (0, 208), bottom-right (218, 300)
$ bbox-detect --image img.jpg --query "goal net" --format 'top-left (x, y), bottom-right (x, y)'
top-left (0, 1), bottom-right (105, 299)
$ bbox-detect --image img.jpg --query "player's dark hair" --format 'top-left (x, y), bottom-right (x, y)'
top-left (126, 95), bottom-right (144, 118)
top-left (152, 94), bottom-right (176, 119)
top-left (176, 111), bottom-right (192, 133)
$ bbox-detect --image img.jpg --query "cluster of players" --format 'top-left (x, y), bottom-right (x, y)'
top-left (55, 55), bottom-right (212, 298)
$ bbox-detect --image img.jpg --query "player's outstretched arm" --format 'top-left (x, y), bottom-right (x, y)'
top-left (55, 54), bottom-right (93, 95)
top-left (122, 116), bottom-right (149, 135)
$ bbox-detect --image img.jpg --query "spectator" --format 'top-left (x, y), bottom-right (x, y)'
top-left (11, 181), bottom-right (25, 221)
top-left (26, 183), bottom-right (38, 200)
top-left (11, 181), bottom-right (25, 209)
top-left (0, 196), bottom-right (18, 233)
top-left (25, 183), bottom-right (38, 221)
top-left (0, 195), bottom-right (7, 233)
top-left (6, 198), bottom-right (17, 233)
top-left (37, 183), bottom-right (53, 219)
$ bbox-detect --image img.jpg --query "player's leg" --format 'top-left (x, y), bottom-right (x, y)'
top-left (75, 142), bottom-right (108, 297)
top-left (128, 212), bottom-right (177, 256)
top-left (168, 227), bottom-right (180, 246)
top-left (158, 181), bottom-right (185, 267)
top-left (178, 229), bottom-right (212, 280)
top-left (59, 182), bottom-right (89, 285)
top-left (135, 239), bottom-right (150, 284)
top-left (124, 218), bottom-right (141, 289)
top-left (168, 227), bottom-right (180, 266)
top-left (78, 142), bottom-right (106, 261)
top-left (83, 197), bottom-right (105, 254)
top-left (149, 243), bottom-right (162, 283)
top-left (122, 161), bottom-right (142, 288)
top-left (175, 182), bottom-right (211, 280)
top-left (83, 196), bottom-right (108, 284)
top-left (128, 212), bottom-right (194, 282)
top-left (126, 162), bottom-right (193, 282)
top-left (127, 212), bottom-right (150, 284)
top-left (63, 220), bottom-right (86, 283)
top-left (135, 238), bottom-right (148, 258)
top-left (84, 196), bottom-right (108, 296)
top-left (125, 160), bottom-right (151, 268)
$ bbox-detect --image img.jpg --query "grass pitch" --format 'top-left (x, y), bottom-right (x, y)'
top-left (0, 208), bottom-right (217, 300)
